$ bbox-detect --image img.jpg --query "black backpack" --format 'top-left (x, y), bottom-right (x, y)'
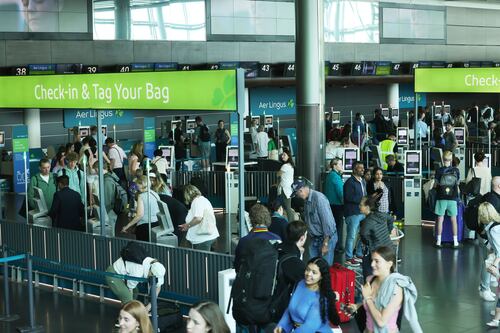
top-left (121, 241), bottom-right (148, 264)
top-left (199, 125), bottom-right (211, 142)
top-left (109, 176), bottom-right (128, 215)
top-left (230, 238), bottom-right (290, 325)
top-left (464, 195), bottom-right (484, 232)
top-left (438, 168), bottom-right (458, 199)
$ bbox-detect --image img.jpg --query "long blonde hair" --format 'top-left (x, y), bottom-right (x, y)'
top-left (183, 184), bottom-right (202, 205)
top-left (121, 301), bottom-right (153, 333)
top-left (479, 202), bottom-right (500, 225)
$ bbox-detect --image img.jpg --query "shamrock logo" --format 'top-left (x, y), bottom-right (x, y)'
top-left (287, 99), bottom-right (295, 108)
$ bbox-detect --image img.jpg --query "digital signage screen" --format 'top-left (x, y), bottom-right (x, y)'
top-left (405, 151), bottom-right (421, 176)
top-left (343, 148), bottom-right (358, 172)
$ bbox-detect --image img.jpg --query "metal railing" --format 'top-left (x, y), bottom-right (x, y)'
top-left (0, 221), bottom-right (234, 304)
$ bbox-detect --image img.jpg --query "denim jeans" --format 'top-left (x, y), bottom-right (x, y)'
top-left (345, 214), bottom-right (364, 259)
top-left (309, 233), bottom-right (338, 266)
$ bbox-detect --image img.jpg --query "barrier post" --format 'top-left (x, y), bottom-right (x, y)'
top-left (0, 248), bottom-right (19, 322)
top-left (16, 255), bottom-right (43, 332)
top-left (149, 276), bottom-right (158, 333)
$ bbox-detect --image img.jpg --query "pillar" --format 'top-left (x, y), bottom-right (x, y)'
top-left (115, 0), bottom-right (131, 40)
top-left (24, 109), bottom-right (41, 148)
top-left (387, 83), bottom-right (399, 110)
top-left (295, 0), bottom-right (325, 186)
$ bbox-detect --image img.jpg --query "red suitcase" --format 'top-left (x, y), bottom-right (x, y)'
top-left (329, 263), bottom-right (355, 323)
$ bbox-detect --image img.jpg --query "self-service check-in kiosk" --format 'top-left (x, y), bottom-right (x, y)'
top-left (186, 119), bottom-right (196, 134)
top-left (396, 127), bottom-right (409, 164)
top-left (342, 148), bottom-right (359, 182)
top-left (78, 126), bottom-right (90, 138)
top-left (454, 127), bottom-right (466, 178)
top-left (158, 145), bottom-right (175, 187)
top-left (404, 150), bottom-right (422, 226)
top-left (218, 269), bottom-right (236, 332)
top-left (484, 153), bottom-right (492, 169)
top-left (264, 115), bottom-right (273, 129)
top-left (332, 111), bottom-right (340, 125)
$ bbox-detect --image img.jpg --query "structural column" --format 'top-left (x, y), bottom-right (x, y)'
top-left (24, 109), bottom-right (41, 148)
top-left (115, 0), bottom-right (131, 40)
top-left (295, 0), bottom-right (325, 186)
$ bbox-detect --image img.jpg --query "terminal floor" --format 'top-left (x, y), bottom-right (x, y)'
top-left (0, 225), bottom-right (494, 333)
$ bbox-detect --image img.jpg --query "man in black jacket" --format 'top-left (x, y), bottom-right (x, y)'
top-left (484, 177), bottom-right (500, 214)
top-left (49, 175), bottom-right (84, 231)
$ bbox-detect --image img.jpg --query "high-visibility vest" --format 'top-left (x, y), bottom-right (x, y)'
top-left (379, 139), bottom-right (396, 170)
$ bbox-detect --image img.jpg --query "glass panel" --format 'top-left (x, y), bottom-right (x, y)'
top-left (324, 0), bottom-right (379, 43)
top-left (382, 7), bottom-right (445, 40)
top-left (93, 0), bottom-right (206, 41)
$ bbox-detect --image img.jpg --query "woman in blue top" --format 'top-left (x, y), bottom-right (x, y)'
top-left (274, 257), bottom-right (340, 333)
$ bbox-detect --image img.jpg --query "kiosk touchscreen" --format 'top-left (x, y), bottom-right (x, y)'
top-left (454, 127), bottom-right (465, 146)
top-left (332, 111), bottom-right (340, 124)
top-left (443, 105), bottom-right (451, 114)
top-left (251, 116), bottom-right (260, 126)
top-left (484, 154), bottom-right (491, 169)
top-left (101, 125), bottom-right (107, 138)
top-left (397, 127), bottom-right (409, 146)
top-left (404, 150), bottom-right (422, 177)
top-left (79, 126), bottom-right (90, 138)
top-left (391, 108), bottom-right (399, 118)
top-left (186, 119), bottom-right (196, 134)
top-left (382, 108), bottom-right (390, 119)
top-left (158, 145), bottom-right (175, 167)
top-left (264, 115), bottom-right (273, 129)
top-left (226, 146), bottom-right (239, 167)
top-left (171, 119), bottom-right (182, 132)
top-left (343, 148), bottom-right (359, 173)
top-left (0, 131), bottom-right (4, 148)
top-left (434, 105), bottom-right (442, 115)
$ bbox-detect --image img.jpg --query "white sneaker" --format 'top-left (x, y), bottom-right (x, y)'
top-left (480, 290), bottom-right (497, 302)
top-left (492, 277), bottom-right (499, 287)
top-left (487, 319), bottom-right (500, 327)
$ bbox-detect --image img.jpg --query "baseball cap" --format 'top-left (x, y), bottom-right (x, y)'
top-left (291, 177), bottom-right (312, 197)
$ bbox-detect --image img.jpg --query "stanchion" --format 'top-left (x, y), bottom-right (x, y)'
top-left (0, 247), bottom-right (19, 322)
top-left (16, 256), bottom-right (43, 333)
top-left (149, 276), bottom-right (158, 333)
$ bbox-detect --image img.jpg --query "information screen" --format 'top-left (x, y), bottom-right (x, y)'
top-left (252, 116), bottom-right (261, 126)
top-left (159, 146), bottom-right (174, 165)
top-left (397, 127), bottom-right (409, 145)
top-left (186, 119), bottom-right (196, 134)
top-left (443, 105), bottom-right (451, 114)
top-left (375, 61), bottom-right (391, 76)
top-left (226, 146), bottom-right (239, 166)
top-left (391, 108), bottom-right (399, 117)
top-left (171, 120), bottom-right (182, 131)
top-left (434, 105), bottom-right (442, 114)
top-left (332, 111), bottom-right (340, 124)
top-left (343, 148), bottom-right (358, 172)
top-left (382, 108), bottom-right (390, 118)
top-left (0, 131), bottom-right (4, 148)
top-left (265, 115), bottom-right (273, 127)
top-left (454, 127), bottom-right (465, 145)
top-left (79, 126), bottom-right (90, 138)
top-left (405, 151), bottom-right (421, 176)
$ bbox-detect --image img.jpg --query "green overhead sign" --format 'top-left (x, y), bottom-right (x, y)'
top-left (415, 68), bottom-right (500, 93)
top-left (0, 70), bottom-right (237, 110)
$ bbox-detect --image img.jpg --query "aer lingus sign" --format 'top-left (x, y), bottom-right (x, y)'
top-left (0, 70), bottom-right (237, 110)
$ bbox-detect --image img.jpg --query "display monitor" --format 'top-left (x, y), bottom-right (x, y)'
top-left (343, 148), bottom-right (359, 173)
top-left (79, 126), bottom-right (90, 138)
top-left (158, 145), bottom-right (174, 167)
top-left (397, 127), bottom-right (409, 145)
top-left (251, 116), bottom-right (260, 126)
top-left (404, 150), bottom-right (422, 177)
top-left (101, 125), bottom-right (107, 138)
top-left (391, 108), bottom-right (399, 117)
top-left (186, 119), bottom-right (196, 134)
top-left (332, 111), bottom-right (340, 124)
top-left (171, 120), bottom-right (182, 132)
top-left (264, 115), bottom-right (273, 127)
top-left (382, 108), bottom-right (390, 118)
top-left (484, 154), bottom-right (491, 169)
top-left (226, 146), bottom-right (239, 167)
top-left (434, 105), bottom-right (442, 114)
top-left (443, 105), bottom-right (451, 114)
top-left (0, 131), bottom-right (4, 148)
top-left (454, 127), bottom-right (465, 146)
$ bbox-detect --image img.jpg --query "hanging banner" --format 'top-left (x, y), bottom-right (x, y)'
top-left (249, 87), bottom-right (296, 116)
top-left (399, 83), bottom-right (426, 109)
top-left (0, 70), bottom-right (237, 110)
top-left (12, 126), bottom-right (29, 193)
top-left (143, 117), bottom-right (156, 159)
top-left (415, 68), bottom-right (500, 93)
top-left (63, 109), bottom-right (135, 128)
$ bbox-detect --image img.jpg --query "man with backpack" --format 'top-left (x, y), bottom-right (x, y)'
top-left (57, 152), bottom-right (85, 201)
top-left (195, 116), bottom-right (211, 171)
top-left (105, 242), bottom-right (166, 308)
top-left (435, 150), bottom-right (461, 248)
top-left (103, 161), bottom-right (128, 217)
top-left (232, 204), bottom-right (281, 333)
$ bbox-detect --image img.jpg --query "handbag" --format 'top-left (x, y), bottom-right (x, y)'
top-left (196, 209), bottom-right (216, 236)
top-left (464, 168), bottom-right (481, 196)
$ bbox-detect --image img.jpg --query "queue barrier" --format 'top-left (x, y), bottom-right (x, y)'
top-left (0, 220), bottom-right (233, 304)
